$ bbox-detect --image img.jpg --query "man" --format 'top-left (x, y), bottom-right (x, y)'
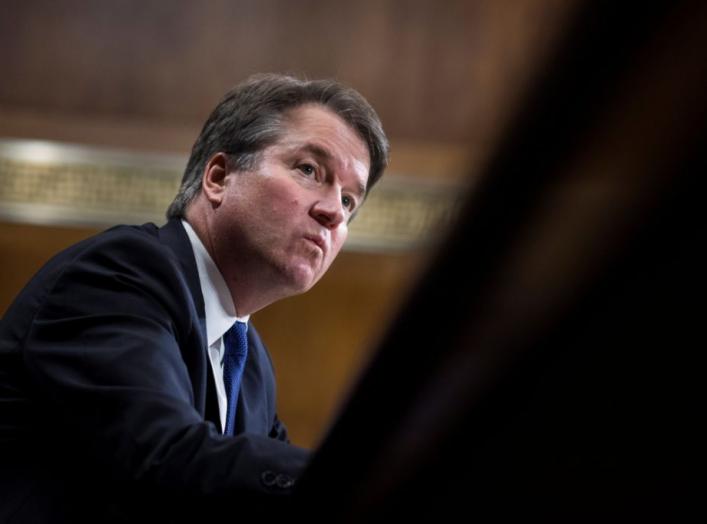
top-left (0, 74), bottom-right (389, 522)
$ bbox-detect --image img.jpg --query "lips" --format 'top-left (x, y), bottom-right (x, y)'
top-left (304, 234), bottom-right (326, 255)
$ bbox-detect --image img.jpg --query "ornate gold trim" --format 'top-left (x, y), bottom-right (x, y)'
top-left (0, 139), bottom-right (461, 251)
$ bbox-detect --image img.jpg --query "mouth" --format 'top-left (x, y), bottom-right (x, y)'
top-left (304, 234), bottom-right (326, 255)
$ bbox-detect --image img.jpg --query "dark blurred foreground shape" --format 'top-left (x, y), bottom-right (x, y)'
top-left (293, 0), bottom-right (706, 521)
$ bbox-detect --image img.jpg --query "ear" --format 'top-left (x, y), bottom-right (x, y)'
top-left (201, 152), bottom-right (230, 207)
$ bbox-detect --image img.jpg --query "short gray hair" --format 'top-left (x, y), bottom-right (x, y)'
top-left (166, 73), bottom-right (389, 219)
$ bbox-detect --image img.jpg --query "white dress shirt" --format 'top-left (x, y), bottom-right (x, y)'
top-left (181, 220), bottom-right (249, 432)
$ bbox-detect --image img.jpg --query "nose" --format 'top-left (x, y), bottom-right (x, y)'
top-left (310, 187), bottom-right (346, 229)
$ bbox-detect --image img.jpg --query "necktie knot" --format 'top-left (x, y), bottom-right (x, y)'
top-left (223, 321), bottom-right (249, 435)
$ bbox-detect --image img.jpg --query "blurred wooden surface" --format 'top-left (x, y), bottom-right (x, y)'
top-left (0, 0), bottom-right (575, 147)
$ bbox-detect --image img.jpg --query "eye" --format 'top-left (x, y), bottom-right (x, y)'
top-left (342, 194), bottom-right (355, 211)
top-left (297, 163), bottom-right (316, 177)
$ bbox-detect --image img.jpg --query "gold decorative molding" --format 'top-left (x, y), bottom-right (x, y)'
top-left (0, 139), bottom-right (463, 252)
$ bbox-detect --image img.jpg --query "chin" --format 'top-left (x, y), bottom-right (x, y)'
top-left (280, 264), bottom-right (320, 296)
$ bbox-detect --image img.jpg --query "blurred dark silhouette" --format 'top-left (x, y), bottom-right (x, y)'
top-left (294, 1), bottom-right (706, 521)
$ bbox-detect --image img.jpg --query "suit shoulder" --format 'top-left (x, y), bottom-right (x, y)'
top-left (0, 223), bottom-right (196, 351)
top-left (61, 223), bottom-right (182, 271)
top-left (23, 222), bottom-right (191, 313)
top-left (89, 222), bottom-right (163, 252)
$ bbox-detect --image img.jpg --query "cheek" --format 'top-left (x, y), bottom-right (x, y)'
top-left (262, 180), bottom-right (302, 214)
top-left (329, 227), bottom-right (348, 256)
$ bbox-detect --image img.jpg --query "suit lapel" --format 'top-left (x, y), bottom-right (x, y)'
top-left (157, 219), bottom-right (221, 430)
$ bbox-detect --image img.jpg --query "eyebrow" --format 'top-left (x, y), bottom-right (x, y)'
top-left (299, 143), bottom-right (367, 199)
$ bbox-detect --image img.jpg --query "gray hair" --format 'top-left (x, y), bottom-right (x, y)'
top-left (166, 73), bottom-right (389, 219)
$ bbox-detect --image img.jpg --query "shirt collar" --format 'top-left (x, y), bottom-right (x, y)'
top-left (181, 219), bottom-right (249, 346)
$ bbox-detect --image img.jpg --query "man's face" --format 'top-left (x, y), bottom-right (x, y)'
top-left (210, 103), bottom-right (371, 304)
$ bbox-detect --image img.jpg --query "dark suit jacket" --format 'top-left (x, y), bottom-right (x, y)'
top-left (0, 219), bottom-right (309, 523)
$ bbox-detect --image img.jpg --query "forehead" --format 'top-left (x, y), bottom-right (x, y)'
top-left (277, 104), bottom-right (371, 167)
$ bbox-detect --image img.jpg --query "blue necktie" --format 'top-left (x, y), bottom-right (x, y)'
top-left (223, 321), bottom-right (249, 435)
